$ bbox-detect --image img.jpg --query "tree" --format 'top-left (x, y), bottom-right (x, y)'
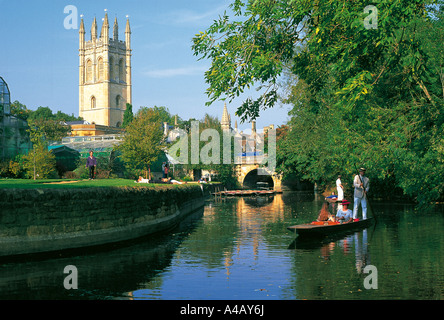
top-left (22, 144), bottom-right (57, 180)
top-left (122, 103), bottom-right (134, 128)
top-left (193, 0), bottom-right (440, 122)
top-left (10, 100), bottom-right (31, 121)
top-left (169, 114), bottom-right (239, 188)
top-left (193, 0), bottom-right (444, 208)
top-left (27, 119), bottom-right (70, 143)
top-left (11, 104), bottom-right (82, 142)
top-left (28, 106), bottom-right (82, 122)
top-left (117, 107), bottom-right (165, 179)
top-left (23, 124), bottom-right (56, 180)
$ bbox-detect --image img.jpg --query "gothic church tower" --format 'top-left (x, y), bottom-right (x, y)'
top-left (79, 12), bottom-right (132, 127)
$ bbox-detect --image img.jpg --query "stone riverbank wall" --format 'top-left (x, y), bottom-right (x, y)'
top-left (0, 184), bottom-right (205, 259)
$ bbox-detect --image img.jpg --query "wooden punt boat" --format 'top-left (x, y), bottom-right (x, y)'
top-left (287, 218), bottom-right (374, 238)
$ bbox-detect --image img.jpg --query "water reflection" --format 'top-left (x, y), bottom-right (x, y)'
top-left (289, 228), bottom-right (372, 272)
top-left (0, 208), bottom-right (204, 300)
top-left (0, 193), bottom-right (442, 300)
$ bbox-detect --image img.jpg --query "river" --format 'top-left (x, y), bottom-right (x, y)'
top-left (0, 192), bottom-right (442, 300)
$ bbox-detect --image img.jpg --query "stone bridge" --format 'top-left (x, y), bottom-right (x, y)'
top-left (235, 163), bottom-right (282, 191)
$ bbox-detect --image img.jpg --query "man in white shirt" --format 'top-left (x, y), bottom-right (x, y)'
top-left (353, 168), bottom-right (370, 220)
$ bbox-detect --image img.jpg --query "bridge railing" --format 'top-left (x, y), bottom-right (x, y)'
top-left (234, 154), bottom-right (267, 165)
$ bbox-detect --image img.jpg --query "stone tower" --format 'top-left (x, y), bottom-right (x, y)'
top-left (79, 12), bottom-right (132, 127)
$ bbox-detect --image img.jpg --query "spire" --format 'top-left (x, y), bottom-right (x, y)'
top-left (221, 103), bottom-right (231, 131)
top-left (79, 16), bottom-right (85, 49)
top-left (125, 16), bottom-right (131, 34)
top-left (79, 16), bottom-right (85, 34)
top-left (101, 11), bottom-right (109, 43)
top-left (113, 16), bottom-right (119, 41)
top-left (125, 16), bottom-right (131, 50)
top-left (91, 17), bottom-right (98, 40)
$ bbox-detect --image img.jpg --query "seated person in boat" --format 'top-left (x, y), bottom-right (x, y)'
top-left (325, 193), bottom-right (339, 204)
top-left (325, 193), bottom-right (338, 200)
top-left (336, 199), bottom-right (353, 223)
top-left (317, 202), bottom-right (336, 222)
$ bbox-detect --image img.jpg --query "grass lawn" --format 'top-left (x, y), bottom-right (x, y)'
top-left (0, 178), bottom-right (206, 189)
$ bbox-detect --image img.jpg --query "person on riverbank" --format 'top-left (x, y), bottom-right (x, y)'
top-left (136, 176), bottom-right (150, 183)
top-left (163, 162), bottom-right (169, 179)
top-left (86, 150), bottom-right (97, 180)
top-left (336, 199), bottom-right (353, 223)
top-left (162, 162), bottom-right (167, 178)
top-left (353, 167), bottom-right (370, 220)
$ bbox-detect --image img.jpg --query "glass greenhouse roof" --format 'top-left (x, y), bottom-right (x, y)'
top-left (0, 76), bottom-right (11, 116)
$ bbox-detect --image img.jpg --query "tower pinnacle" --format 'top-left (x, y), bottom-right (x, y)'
top-left (113, 17), bottom-right (119, 41)
top-left (91, 17), bottom-right (97, 40)
top-left (221, 103), bottom-right (231, 131)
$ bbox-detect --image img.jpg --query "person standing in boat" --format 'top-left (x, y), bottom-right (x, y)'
top-left (336, 175), bottom-right (344, 201)
top-left (353, 167), bottom-right (370, 220)
top-left (336, 199), bottom-right (353, 223)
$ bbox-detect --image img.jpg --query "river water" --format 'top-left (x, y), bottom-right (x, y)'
top-left (0, 192), bottom-right (443, 300)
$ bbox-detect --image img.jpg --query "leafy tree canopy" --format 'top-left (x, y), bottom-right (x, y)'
top-left (193, 0), bottom-right (444, 208)
top-left (117, 107), bottom-right (166, 176)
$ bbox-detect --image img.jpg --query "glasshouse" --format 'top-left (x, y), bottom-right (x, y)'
top-left (0, 76), bottom-right (31, 159)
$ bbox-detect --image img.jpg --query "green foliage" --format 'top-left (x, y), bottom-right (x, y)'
top-left (195, 0), bottom-right (444, 207)
top-left (27, 119), bottom-right (70, 143)
top-left (117, 107), bottom-right (166, 175)
top-left (22, 144), bottom-right (57, 180)
top-left (28, 106), bottom-right (82, 122)
top-left (11, 103), bottom-right (82, 143)
top-left (0, 155), bottom-right (26, 178)
top-left (73, 165), bottom-right (89, 180)
top-left (122, 103), bottom-right (134, 128)
top-left (10, 101), bottom-right (31, 121)
top-left (169, 114), bottom-right (240, 188)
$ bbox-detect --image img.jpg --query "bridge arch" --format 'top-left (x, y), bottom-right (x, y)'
top-left (236, 164), bottom-right (282, 191)
top-left (243, 169), bottom-right (274, 189)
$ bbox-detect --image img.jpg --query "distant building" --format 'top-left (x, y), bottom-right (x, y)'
top-left (0, 76), bottom-right (31, 159)
top-left (78, 12), bottom-right (132, 128)
top-left (66, 120), bottom-right (124, 137)
top-left (220, 104), bottom-right (274, 163)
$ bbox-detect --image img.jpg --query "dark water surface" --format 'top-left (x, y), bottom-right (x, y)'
top-left (0, 192), bottom-right (443, 300)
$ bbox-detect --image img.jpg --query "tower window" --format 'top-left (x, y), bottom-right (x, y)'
top-left (109, 56), bottom-right (114, 81)
top-left (91, 96), bottom-right (96, 109)
top-left (98, 57), bottom-right (104, 81)
top-left (119, 59), bottom-right (125, 82)
top-left (86, 60), bottom-right (93, 83)
top-left (116, 95), bottom-right (121, 108)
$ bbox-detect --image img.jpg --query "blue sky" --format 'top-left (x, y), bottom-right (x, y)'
top-left (0, 0), bottom-right (290, 131)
